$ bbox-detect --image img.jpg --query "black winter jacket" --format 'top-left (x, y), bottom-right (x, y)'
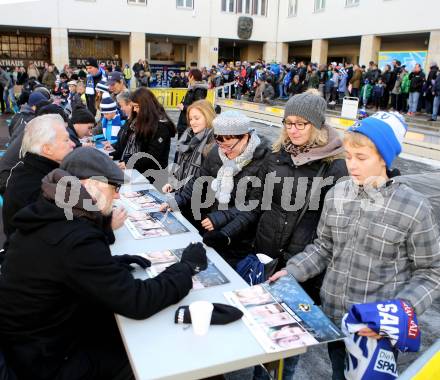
top-left (175, 135), bottom-right (271, 263)
top-left (0, 196), bottom-right (193, 380)
top-left (177, 83), bottom-right (208, 134)
top-left (409, 71), bottom-right (426, 93)
top-left (2, 153), bottom-right (58, 240)
top-left (121, 119), bottom-right (175, 178)
top-left (254, 149), bottom-right (348, 262)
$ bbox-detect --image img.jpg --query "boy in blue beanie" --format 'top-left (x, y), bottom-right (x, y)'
top-left (270, 112), bottom-right (440, 379)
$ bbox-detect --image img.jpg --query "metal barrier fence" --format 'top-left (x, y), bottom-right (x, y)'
top-left (149, 88), bottom-right (216, 110)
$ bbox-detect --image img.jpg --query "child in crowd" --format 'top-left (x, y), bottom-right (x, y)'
top-left (372, 77), bottom-right (386, 111)
top-left (270, 112), bottom-right (440, 379)
top-left (360, 78), bottom-right (372, 109)
top-left (67, 80), bottom-right (82, 111)
top-left (99, 97), bottom-right (123, 145)
top-left (76, 80), bottom-right (87, 107)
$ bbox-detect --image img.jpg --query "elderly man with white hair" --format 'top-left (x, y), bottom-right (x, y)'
top-left (2, 114), bottom-right (75, 241)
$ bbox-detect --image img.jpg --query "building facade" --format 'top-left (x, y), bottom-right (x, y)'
top-left (0, 0), bottom-right (439, 71)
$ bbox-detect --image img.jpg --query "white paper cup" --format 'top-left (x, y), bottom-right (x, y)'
top-left (189, 301), bottom-right (214, 336)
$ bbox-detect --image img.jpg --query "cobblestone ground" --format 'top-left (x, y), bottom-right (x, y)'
top-left (0, 111), bottom-right (439, 378)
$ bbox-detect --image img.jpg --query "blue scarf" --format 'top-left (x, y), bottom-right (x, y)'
top-left (342, 299), bottom-right (421, 380)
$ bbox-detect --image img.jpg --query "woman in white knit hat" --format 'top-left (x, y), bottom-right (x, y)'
top-left (162, 110), bottom-right (270, 268)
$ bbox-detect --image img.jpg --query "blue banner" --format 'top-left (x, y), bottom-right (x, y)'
top-left (378, 51), bottom-right (427, 72)
top-left (149, 64), bottom-right (186, 88)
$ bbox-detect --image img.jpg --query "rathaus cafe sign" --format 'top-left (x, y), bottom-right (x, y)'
top-left (0, 59), bottom-right (46, 69)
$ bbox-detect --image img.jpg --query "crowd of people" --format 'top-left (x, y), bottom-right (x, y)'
top-left (0, 54), bottom-right (439, 380)
top-left (2, 57), bottom-right (440, 121)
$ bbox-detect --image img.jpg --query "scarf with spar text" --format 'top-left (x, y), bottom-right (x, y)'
top-left (341, 299), bottom-right (421, 380)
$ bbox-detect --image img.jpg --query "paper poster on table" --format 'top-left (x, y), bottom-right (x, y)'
top-left (142, 248), bottom-right (229, 290)
top-left (224, 275), bottom-right (345, 353)
top-left (125, 210), bottom-right (189, 239)
top-left (120, 189), bottom-right (165, 211)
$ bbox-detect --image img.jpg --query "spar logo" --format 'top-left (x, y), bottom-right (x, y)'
top-left (374, 348), bottom-right (397, 376)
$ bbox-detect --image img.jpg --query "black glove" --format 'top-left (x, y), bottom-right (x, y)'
top-left (180, 242), bottom-right (207, 275)
top-left (115, 254), bottom-right (151, 272)
top-left (202, 230), bottom-right (231, 251)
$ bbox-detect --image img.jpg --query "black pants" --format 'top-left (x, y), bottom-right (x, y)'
top-left (391, 94), bottom-right (402, 111)
top-left (9, 312), bottom-right (134, 380)
top-left (0, 85), bottom-right (5, 113)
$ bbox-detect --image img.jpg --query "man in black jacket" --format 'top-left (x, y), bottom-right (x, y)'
top-left (2, 114), bottom-right (75, 240)
top-left (0, 147), bottom-right (207, 380)
top-left (0, 104), bottom-right (67, 195)
top-left (85, 57), bottom-right (105, 116)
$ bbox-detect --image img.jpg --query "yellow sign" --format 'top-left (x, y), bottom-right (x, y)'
top-left (150, 88), bottom-right (215, 110)
top-left (413, 351), bottom-right (440, 380)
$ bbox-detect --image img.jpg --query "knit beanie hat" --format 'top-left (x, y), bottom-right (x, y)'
top-left (85, 57), bottom-right (99, 69)
top-left (28, 92), bottom-right (47, 107)
top-left (100, 97), bottom-right (117, 114)
top-left (174, 303), bottom-right (243, 325)
top-left (71, 108), bottom-right (95, 124)
top-left (284, 91), bottom-right (327, 129)
top-left (212, 110), bottom-right (251, 136)
top-left (348, 111), bottom-right (407, 168)
top-left (96, 80), bottom-right (109, 93)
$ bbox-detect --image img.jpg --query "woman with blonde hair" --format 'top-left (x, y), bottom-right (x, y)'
top-left (253, 89), bottom-right (347, 380)
top-left (163, 99), bottom-right (216, 193)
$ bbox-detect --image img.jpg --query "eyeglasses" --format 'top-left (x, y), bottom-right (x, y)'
top-left (282, 120), bottom-right (311, 130)
top-left (214, 135), bottom-right (243, 151)
top-left (109, 183), bottom-right (121, 193)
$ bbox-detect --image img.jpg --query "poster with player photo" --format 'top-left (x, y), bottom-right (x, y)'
top-left (142, 248), bottom-right (229, 290)
top-left (224, 275), bottom-right (344, 353)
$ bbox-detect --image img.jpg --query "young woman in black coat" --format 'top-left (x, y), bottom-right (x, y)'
top-left (116, 88), bottom-right (176, 182)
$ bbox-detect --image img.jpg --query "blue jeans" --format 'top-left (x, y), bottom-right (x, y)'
top-left (3, 87), bottom-right (17, 112)
top-left (432, 95), bottom-right (440, 120)
top-left (278, 83), bottom-right (285, 98)
top-left (253, 356), bottom-right (300, 380)
top-left (408, 91), bottom-right (420, 113)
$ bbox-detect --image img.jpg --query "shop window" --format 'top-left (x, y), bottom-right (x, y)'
top-left (345, 0), bottom-right (359, 6)
top-left (0, 33), bottom-right (50, 61)
top-left (149, 42), bottom-right (186, 63)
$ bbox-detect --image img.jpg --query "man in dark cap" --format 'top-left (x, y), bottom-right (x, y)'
top-left (0, 147), bottom-right (208, 380)
top-left (85, 57), bottom-right (106, 116)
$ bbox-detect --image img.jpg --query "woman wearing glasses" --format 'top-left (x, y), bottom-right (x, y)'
top-left (162, 110), bottom-right (270, 267)
top-left (253, 90), bottom-right (347, 380)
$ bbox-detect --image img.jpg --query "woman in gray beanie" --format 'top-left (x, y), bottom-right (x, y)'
top-left (253, 89), bottom-right (348, 380)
